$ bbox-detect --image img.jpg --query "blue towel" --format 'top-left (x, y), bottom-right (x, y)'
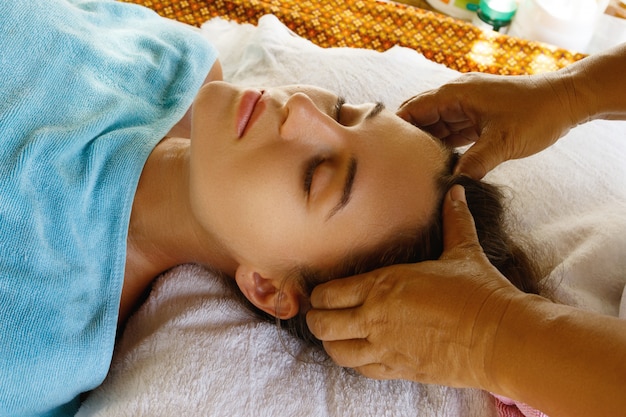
top-left (0, 0), bottom-right (217, 415)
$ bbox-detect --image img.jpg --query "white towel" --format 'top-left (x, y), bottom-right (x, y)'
top-left (78, 15), bottom-right (626, 417)
top-left (79, 263), bottom-right (497, 417)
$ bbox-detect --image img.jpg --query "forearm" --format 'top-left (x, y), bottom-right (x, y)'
top-left (484, 293), bottom-right (626, 417)
top-left (553, 42), bottom-right (626, 123)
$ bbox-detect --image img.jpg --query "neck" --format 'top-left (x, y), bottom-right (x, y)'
top-left (121, 137), bottom-right (236, 322)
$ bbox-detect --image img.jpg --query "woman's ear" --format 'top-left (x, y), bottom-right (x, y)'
top-left (234, 265), bottom-right (300, 320)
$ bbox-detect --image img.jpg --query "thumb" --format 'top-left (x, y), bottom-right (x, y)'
top-left (455, 129), bottom-right (507, 179)
top-left (396, 94), bottom-right (441, 127)
top-left (441, 185), bottom-right (482, 257)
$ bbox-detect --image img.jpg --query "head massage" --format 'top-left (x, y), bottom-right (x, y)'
top-left (0, 1), bottom-right (536, 413)
top-left (4, 1), bottom-right (626, 416)
top-left (184, 81), bottom-right (540, 344)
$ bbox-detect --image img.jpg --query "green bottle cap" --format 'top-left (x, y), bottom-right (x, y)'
top-left (478, 0), bottom-right (517, 22)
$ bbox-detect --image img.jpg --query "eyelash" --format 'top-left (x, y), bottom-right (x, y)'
top-left (335, 97), bottom-right (346, 123)
top-left (304, 155), bottom-right (326, 195)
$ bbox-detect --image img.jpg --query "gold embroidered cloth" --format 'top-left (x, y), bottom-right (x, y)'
top-left (121, 0), bottom-right (585, 74)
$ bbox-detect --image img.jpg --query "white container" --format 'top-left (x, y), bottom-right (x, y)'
top-left (426, 0), bottom-right (479, 20)
top-left (587, 12), bottom-right (626, 53)
top-left (508, 0), bottom-right (604, 52)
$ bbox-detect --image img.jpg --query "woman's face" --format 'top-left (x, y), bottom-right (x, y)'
top-left (190, 82), bottom-right (449, 278)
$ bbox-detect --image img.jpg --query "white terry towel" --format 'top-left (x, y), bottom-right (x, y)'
top-left (80, 263), bottom-right (497, 417)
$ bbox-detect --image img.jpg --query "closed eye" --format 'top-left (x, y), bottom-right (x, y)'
top-left (303, 155), bottom-right (326, 196)
top-left (334, 96), bottom-right (345, 123)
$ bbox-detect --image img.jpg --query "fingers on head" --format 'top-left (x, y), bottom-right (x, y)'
top-left (397, 99), bottom-right (441, 127)
top-left (455, 127), bottom-right (511, 179)
top-left (307, 307), bottom-right (368, 342)
top-left (442, 185), bottom-right (483, 256)
top-left (355, 363), bottom-right (396, 381)
top-left (455, 148), bottom-right (490, 179)
top-left (322, 338), bottom-right (376, 369)
top-left (310, 273), bottom-right (375, 311)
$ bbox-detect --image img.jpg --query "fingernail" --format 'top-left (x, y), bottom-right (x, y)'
top-left (449, 184), bottom-right (466, 203)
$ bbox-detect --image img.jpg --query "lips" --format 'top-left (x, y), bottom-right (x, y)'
top-left (236, 89), bottom-right (263, 138)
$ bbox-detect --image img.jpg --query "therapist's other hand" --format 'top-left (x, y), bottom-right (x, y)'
top-left (396, 73), bottom-right (577, 179)
top-left (306, 185), bottom-right (523, 389)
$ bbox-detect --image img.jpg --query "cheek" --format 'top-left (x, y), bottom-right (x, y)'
top-left (190, 156), bottom-right (305, 247)
top-left (188, 149), bottom-right (250, 237)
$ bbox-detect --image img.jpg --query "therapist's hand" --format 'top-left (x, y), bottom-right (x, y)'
top-left (396, 73), bottom-right (578, 179)
top-left (306, 185), bottom-right (523, 389)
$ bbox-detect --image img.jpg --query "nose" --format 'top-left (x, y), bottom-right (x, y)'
top-left (279, 92), bottom-right (343, 148)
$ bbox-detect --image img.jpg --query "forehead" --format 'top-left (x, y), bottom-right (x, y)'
top-left (353, 108), bottom-right (449, 198)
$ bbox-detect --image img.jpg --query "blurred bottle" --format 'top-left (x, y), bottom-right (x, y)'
top-left (425, 0), bottom-right (480, 20)
top-left (471, 0), bottom-right (518, 32)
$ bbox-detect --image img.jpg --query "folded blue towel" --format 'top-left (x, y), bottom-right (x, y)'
top-left (0, 0), bottom-right (217, 415)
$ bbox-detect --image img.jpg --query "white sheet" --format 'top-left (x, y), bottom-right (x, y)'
top-left (78, 15), bottom-right (626, 417)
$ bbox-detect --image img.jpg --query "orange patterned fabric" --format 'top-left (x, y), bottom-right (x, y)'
top-left (121, 0), bottom-right (586, 75)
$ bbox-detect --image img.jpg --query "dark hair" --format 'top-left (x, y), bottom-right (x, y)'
top-left (227, 152), bottom-right (541, 347)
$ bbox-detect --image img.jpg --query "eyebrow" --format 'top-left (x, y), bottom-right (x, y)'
top-left (327, 156), bottom-right (358, 220)
top-left (366, 102), bottom-right (385, 119)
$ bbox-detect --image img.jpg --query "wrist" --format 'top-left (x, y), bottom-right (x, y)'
top-left (541, 69), bottom-right (590, 129)
top-left (458, 283), bottom-right (523, 391)
top-left (557, 43), bottom-right (626, 122)
top-left (476, 292), bottom-right (626, 417)
top-left (466, 289), bottom-right (547, 395)
top-left (563, 63), bottom-right (599, 124)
